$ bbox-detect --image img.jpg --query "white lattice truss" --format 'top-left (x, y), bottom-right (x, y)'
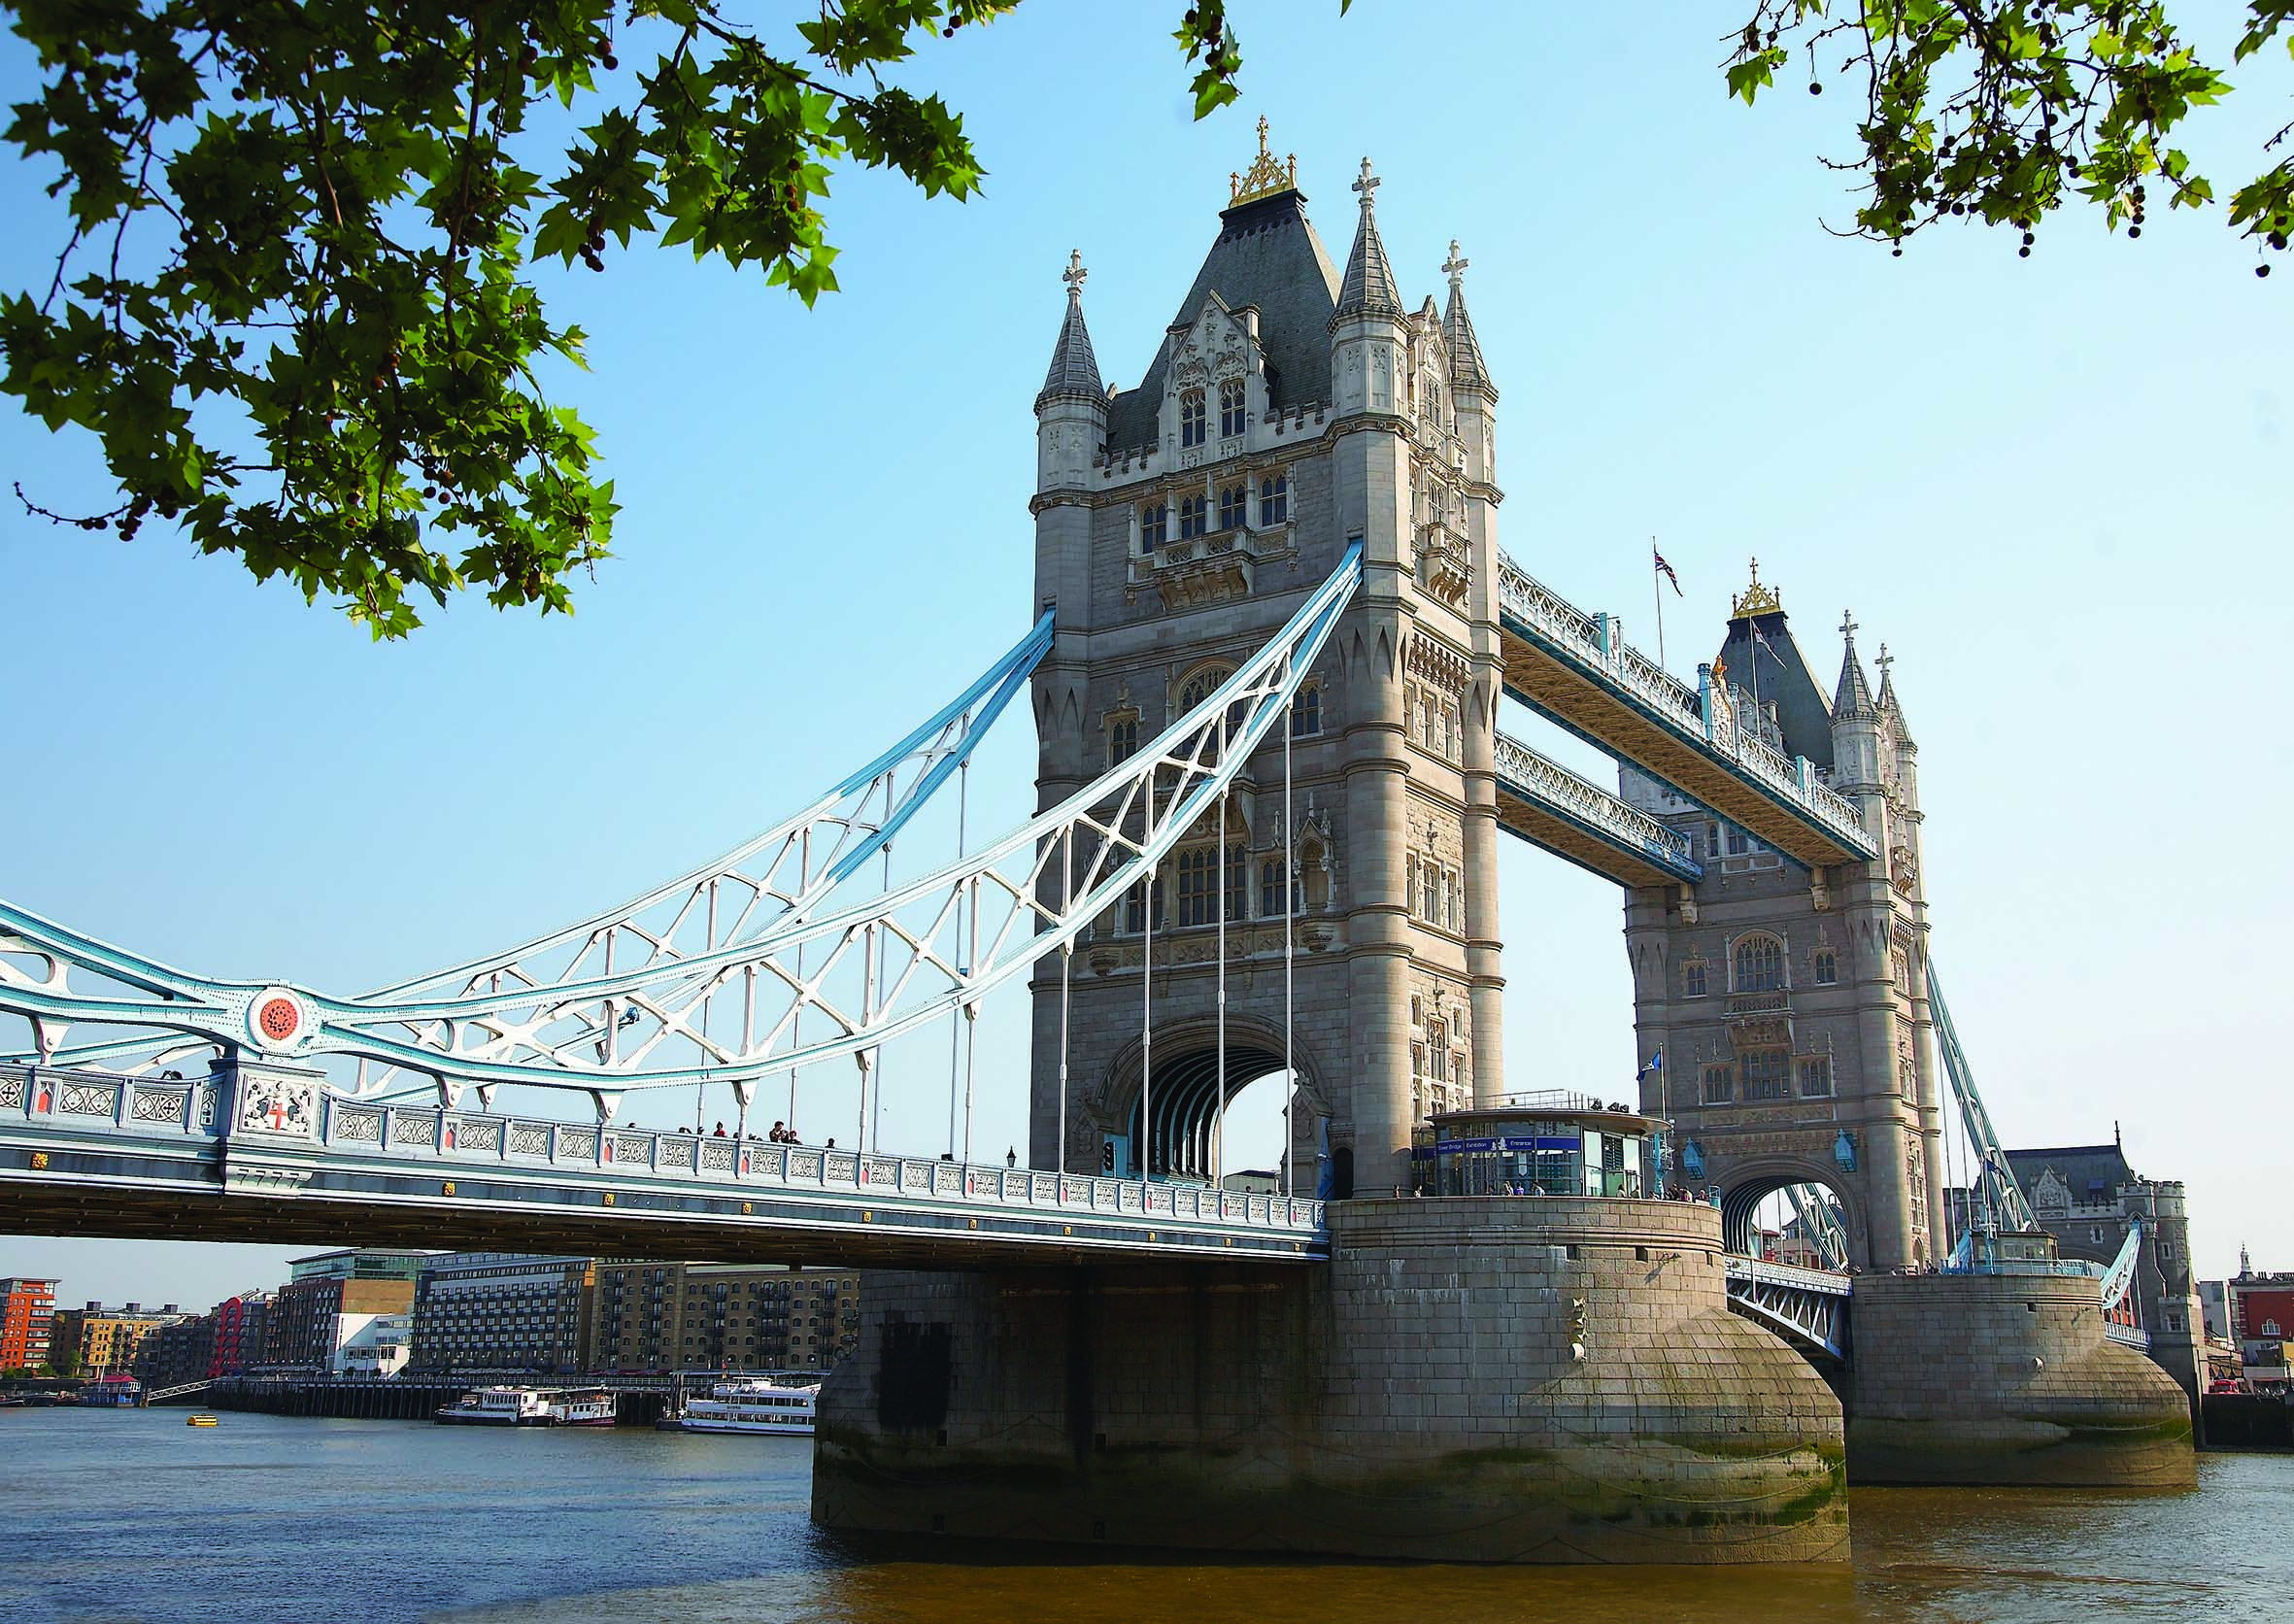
top-left (0, 549), bottom-right (1362, 1121)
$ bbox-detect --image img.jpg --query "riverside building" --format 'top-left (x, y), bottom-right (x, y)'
top-left (262, 1249), bottom-right (427, 1370)
top-left (592, 1261), bottom-right (860, 1372)
top-left (411, 1253), bottom-right (595, 1375)
top-left (0, 1276), bottom-right (55, 1370)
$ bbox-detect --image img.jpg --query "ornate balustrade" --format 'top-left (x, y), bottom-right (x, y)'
top-left (1492, 732), bottom-right (1699, 878)
top-left (0, 1062), bottom-right (1326, 1245)
top-left (1494, 551), bottom-right (1877, 858)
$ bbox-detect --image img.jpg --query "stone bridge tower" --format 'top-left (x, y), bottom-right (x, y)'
top-left (1622, 574), bottom-right (1945, 1269)
top-left (1026, 135), bottom-right (1507, 1195)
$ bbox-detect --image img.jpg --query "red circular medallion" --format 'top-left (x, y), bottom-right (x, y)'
top-left (256, 997), bottom-right (301, 1043)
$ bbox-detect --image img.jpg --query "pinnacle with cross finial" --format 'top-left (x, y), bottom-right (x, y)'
top-left (1442, 240), bottom-right (1468, 288)
top-left (1876, 643), bottom-right (1894, 680)
top-left (1354, 156), bottom-right (1380, 205)
top-left (1062, 249), bottom-right (1086, 299)
top-left (1839, 609), bottom-right (1858, 643)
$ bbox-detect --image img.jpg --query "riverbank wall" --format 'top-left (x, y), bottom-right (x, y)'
top-left (176, 1377), bottom-right (675, 1426)
top-left (813, 1195), bottom-right (1848, 1564)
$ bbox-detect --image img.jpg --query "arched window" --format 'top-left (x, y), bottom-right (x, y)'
top-left (1178, 493), bottom-right (1206, 539)
top-left (1289, 684), bottom-right (1321, 737)
top-left (1219, 381), bottom-right (1246, 438)
top-left (1175, 665), bottom-right (1231, 715)
top-left (1259, 473), bottom-right (1289, 525)
top-left (1107, 717), bottom-right (1138, 764)
top-left (1138, 502), bottom-right (1167, 553)
top-left (1813, 950), bottom-right (1838, 986)
top-left (1218, 484), bottom-right (1246, 529)
top-left (1180, 391), bottom-right (1206, 448)
top-left (1260, 858), bottom-right (1291, 919)
top-left (1733, 934), bottom-right (1784, 994)
top-left (1683, 962), bottom-right (1708, 998)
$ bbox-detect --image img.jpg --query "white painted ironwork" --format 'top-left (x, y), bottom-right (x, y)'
top-left (1724, 1253), bottom-right (1851, 1360)
top-left (0, 549), bottom-right (1362, 1107)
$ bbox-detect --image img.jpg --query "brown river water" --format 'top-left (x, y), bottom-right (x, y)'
top-left (1, 1406), bottom-right (2281, 1623)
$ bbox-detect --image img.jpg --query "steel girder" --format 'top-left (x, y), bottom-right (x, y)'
top-left (1, 549), bottom-right (1361, 1109)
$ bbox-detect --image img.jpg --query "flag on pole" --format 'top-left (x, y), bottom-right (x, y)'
top-left (1636, 1052), bottom-right (1664, 1081)
top-left (1652, 546), bottom-right (1682, 595)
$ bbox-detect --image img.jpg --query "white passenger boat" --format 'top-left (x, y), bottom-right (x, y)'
top-left (436, 1385), bottom-right (555, 1426)
top-left (678, 1377), bottom-right (819, 1436)
top-left (435, 1385), bottom-right (618, 1427)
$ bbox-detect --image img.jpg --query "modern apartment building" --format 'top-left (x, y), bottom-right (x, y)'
top-left (591, 1261), bottom-right (860, 1372)
top-left (411, 1253), bottom-right (595, 1375)
top-left (0, 1277), bottom-right (56, 1370)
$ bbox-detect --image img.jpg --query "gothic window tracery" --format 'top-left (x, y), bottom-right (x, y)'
top-left (1179, 493), bottom-right (1207, 539)
top-left (1683, 962), bottom-right (1709, 998)
top-left (1703, 1064), bottom-right (1734, 1104)
top-left (1289, 683), bottom-right (1322, 738)
top-left (1219, 381), bottom-right (1246, 438)
top-left (1797, 1055), bottom-right (1833, 1098)
top-left (1139, 502), bottom-right (1167, 553)
top-left (1259, 473), bottom-right (1289, 525)
top-left (1180, 390), bottom-right (1206, 448)
top-left (1107, 716), bottom-right (1138, 765)
top-left (1813, 949), bottom-right (1839, 986)
top-left (1218, 484), bottom-right (1246, 529)
top-left (1741, 1048), bottom-right (1790, 1101)
top-left (1733, 934), bottom-right (1785, 994)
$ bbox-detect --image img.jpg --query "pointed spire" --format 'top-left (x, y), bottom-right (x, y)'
top-left (1439, 239), bottom-right (1494, 394)
top-left (1876, 644), bottom-right (1915, 747)
top-left (1832, 609), bottom-right (1875, 718)
top-left (1035, 249), bottom-right (1103, 409)
top-left (1332, 156), bottom-right (1402, 323)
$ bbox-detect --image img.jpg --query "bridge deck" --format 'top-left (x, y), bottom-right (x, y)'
top-left (1496, 555), bottom-right (1876, 868)
top-left (1493, 731), bottom-right (1703, 889)
top-left (0, 1065), bottom-right (1324, 1269)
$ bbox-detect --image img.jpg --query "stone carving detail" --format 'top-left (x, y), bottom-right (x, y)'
top-left (2032, 1166), bottom-right (2071, 1213)
top-left (658, 1136), bottom-right (696, 1169)
top-left (334, 1107), bottom-right (384, 1142)
top-left (789, 1149), bottom-right (823, 1180)
top-left (232, 1075), bottom-right (313, 1137)
top-left (393, 1111), bottom-right (440, 1145)
top-left (701, 1139), bottom-right (737, 1172)
top-left (60, 1081), bottom-right (118, 1117)
top-left (558, 1128), bottom-right (598, 1159)
top-left (612, 1132), bottom-right (654, 1164)
top-left (457, 1118), bottom-right (503, 1152)
top-left (509, 1123), bottom-right (552, 1156)
top-left (0, 1073), bottom-right (25, 1110)
top-left (132, 1087), bottom-right (188, 1123)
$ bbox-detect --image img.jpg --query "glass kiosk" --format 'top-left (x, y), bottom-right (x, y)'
top-left (1409, 1092), bottom-right (1665, 1199)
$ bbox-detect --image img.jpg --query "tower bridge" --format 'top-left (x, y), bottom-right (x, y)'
top-left (0, 130), bottom-right (2196, 1562)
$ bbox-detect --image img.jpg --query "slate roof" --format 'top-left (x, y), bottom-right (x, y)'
top-left (2006, 1144), bottom-right (2137, 1203)
top-left (1443, 282), bottom-right (1492, 394)
top-left (1103, 189), bottom-right (1341, 456)
top-left (1833, 633), bottom-right (1875, 719)
top-left (1713, 609), bottom-right (1836, 769)
top-left (1035, 288), bottom-right (1103, 408)
top-left (1333, 190), bottom-right (1402, 321)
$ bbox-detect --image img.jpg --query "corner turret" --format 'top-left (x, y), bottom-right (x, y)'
top-left (1035, 250), bottom-right (1106, 495)
top-left (1330, 157), bottom-right (1409, 418)
top-left (1829, 610), bottom-right (1883, 798)
top-left (1441, 241), bottom-right (1498, 487)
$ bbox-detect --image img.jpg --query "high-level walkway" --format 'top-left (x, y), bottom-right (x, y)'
top-left (1496, 551), bottom-right (1877, 867)
top-left (1492, 730), bottom-right (1703, 888)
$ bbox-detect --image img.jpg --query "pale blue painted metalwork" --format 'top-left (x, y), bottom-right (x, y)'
top-left (1490, 731), bottom-right (1703, 885)
top-left (1493, 550), bottom-right (1877, 861)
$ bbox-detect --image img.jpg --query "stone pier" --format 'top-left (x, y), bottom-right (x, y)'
top-left (814, 1196), bottom-right (1847, 1563)
top-left (1844, 1270), bottom-right (2195, 1486)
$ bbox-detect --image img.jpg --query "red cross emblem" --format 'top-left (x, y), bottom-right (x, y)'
top-left (264, 1097), bottom-right (288, 1131)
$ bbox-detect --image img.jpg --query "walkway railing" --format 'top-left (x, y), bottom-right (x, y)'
top-left (1492, 732), bottom-right (1701, 881)
top-left (0, 1062), bottom-right (1327, 1243)
top-left (1494, 551), bottom-right (1876, 858)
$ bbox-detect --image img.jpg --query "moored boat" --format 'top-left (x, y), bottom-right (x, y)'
top-left (678, 1377), bottom-right (819, 1436)
top-left (547, 1388), bottom-right (617, 1427)
top-left (435, 1386), bottom-right (556, 1426)
top-left (186, 1413), bottom-right (219, 1427)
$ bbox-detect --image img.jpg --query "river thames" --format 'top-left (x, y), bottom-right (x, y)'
top-left (1, 1407), bottom-right (2283, 1623)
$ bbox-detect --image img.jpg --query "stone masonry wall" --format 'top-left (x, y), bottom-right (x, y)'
top-left (813, 1197), bottom-right (1847, 1564)
top-left (1846, 1271), bottom-right (2194, 1486)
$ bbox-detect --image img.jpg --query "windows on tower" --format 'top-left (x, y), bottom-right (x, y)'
top-left (1259, 473), bottom-right (1289, 525)
top-left (1733, 934), bottom-right (1784, 994)
top-left (1219, 381), bottom-right (1245, 438)
top-left (1289, 684), bottom-right (1321, 737)
top-left (1139, 502), bottom-right (1167, 553)
top-left (1813, 950), bottom-right (1838, 986)
top-left (1180, 390), bottom-right (1206, 448)
top-left (1218, 484), bottom-right (1246, 529)
top-left (1179, 494), bottom-right (1206, 539)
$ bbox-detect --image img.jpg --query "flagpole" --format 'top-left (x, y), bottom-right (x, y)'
top-left (1651, 536), bottom-right (1667, 671)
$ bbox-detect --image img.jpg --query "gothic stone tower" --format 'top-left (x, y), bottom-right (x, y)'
top-left (1622, 573), bottom-right (1945, 1269)
top-left (1028, 136), bottom-right (1507, 1194)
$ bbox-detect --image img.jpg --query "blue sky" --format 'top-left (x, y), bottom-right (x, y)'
top-left (2, 1), bottom-right (2287, 1305)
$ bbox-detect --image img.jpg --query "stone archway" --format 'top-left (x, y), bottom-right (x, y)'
top-left (1096, 1014), bottom-right (1332, 1189)
top-left (1717, 1159), bottom-right (1866, 1269)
